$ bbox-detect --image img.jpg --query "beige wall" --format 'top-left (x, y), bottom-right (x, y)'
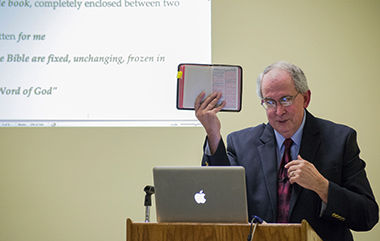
top-left (1, 1), bottom-right (379, 241)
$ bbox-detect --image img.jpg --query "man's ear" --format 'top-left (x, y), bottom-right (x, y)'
top-left (303, 90), bottom-right (311, 108)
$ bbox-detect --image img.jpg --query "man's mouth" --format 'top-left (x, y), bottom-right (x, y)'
top-left (278, 120), bottom-right (288, 124)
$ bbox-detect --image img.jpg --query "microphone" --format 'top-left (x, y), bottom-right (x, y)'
top-left (247, 215), bottom-right (264, 241)
top-left (144, 185), bottom-right (155, 222)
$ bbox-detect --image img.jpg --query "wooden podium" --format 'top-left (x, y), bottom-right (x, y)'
top-left (127, 218), bottom-right (322, 241)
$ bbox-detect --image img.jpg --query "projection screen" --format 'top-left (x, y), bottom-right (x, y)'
top-left (0, 0), bottom-right (211, 127)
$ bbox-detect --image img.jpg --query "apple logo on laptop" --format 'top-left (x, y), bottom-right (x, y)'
top-left (194, 190), bottom-right (206, 204)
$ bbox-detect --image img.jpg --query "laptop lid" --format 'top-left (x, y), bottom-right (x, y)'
top-left (153, 166), bottom-right (248, 223)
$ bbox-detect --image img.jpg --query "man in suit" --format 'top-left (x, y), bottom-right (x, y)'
top-left (194, 61), bottom-right (378, 241)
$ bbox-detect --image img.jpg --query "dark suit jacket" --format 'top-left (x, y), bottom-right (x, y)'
top-left (202, 110), bottom-right (378, 241)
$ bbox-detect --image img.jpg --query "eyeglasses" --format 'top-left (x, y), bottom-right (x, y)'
top-left (261, 92), bottom-right (300, 110)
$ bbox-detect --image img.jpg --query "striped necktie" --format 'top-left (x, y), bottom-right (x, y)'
top-left (277, 138), bottom-right (293, 223)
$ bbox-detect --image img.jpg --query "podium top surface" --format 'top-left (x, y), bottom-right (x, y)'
top-left (126, 218), bottom-right (322, 241)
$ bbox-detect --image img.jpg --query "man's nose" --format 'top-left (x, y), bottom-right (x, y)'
top-left (275, 103), bottom-right (286, 115)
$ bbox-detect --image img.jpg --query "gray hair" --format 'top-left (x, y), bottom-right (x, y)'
top-left (256, 61), bottom-right (309, 98)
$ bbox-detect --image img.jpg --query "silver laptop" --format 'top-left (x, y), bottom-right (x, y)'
top-left (153, 166), bottom-right (248, 223)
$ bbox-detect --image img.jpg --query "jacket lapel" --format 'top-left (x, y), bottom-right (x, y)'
top-left (257, 124), bottom-right (278, 219)
top-left (289, 110), bottom-right (321, 217)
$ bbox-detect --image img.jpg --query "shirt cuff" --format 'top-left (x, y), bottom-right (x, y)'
top-left (319, 201), bottom-right (327, 217)
top-left (204, 141), bottom-right (212, 156)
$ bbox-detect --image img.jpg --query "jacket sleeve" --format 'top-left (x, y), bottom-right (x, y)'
top-left (321, 130), bottom-right (379, 231)
top-left (201, 137), bottom-right (231, 166)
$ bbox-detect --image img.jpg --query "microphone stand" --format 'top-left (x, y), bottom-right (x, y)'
top-left (144, 185), bottom-right (155, 222)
